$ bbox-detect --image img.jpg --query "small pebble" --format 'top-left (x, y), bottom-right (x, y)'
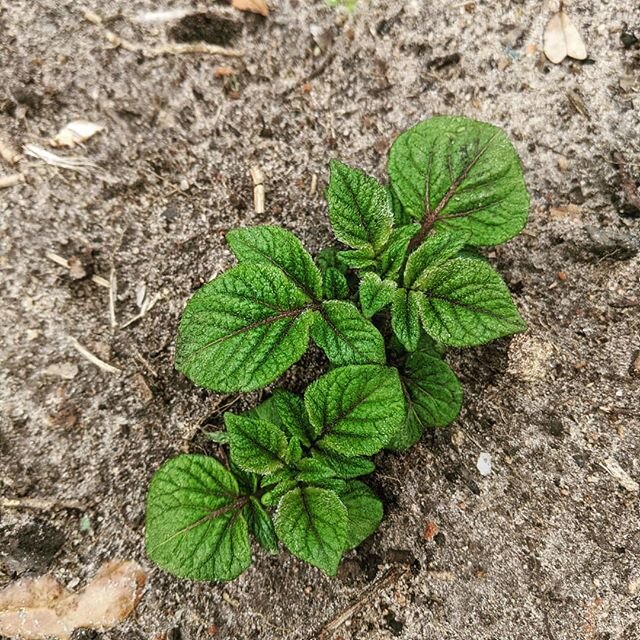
top-left (477, 452), bottom-right (492, 476)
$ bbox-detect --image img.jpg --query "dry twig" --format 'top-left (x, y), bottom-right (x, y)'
top-left (316, 565), bottom-right (409, 639)
top-left (250, 165), bottom-right (265, 214)
top-left (109, 267), bottom-right (118, 328)
top-left (1, 497), bottom-right (86, 511)
top-left (70, 338), bottom-right (122, 374)
top-left (45, 251), bottom-right (110, 288)
top-left (25, 144), bottom-right (103, 175)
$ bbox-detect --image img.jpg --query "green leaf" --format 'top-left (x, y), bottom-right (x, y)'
top-left (176, 262), bottom-right (316, 392)
top-left (337, 248), bottom-right (376, 270)
top-left (261, 468), bottom-right (294, 488)
top-left (312, 478), bottom-right (347, 492)
top-left (230, 463), bottom-right (258, 495)
top-left (388, 185), bottom-right (413, 226)
top-left (246, 497), bottom-right (278, 554)
top-left (312, 450), bottom-right (376, 479)
top-left (205, 430), bottom-right (229, 444)
top-left (388, 115), bottom-right (529, 247)
top-left (145, 455), bottom-right (251, 581)
top-left (359, 272), bottom-right (397, 319)
top-left (415, 258), bottom-right (526, 347)
top-left (404, 230), bottom-right (469, 288)
top-left (375, 223), bottom-right (420, 280)
top-left (272, 389), bottom-right (317, 445)
top-left (323, 266), bottom-right (349, 300)
top-left (388, 352), bottom-right (463, 450)
top-left (225, 413), bottom-right (288, 474)
top-left (242, 395), bottom-right (282, 426)
top-left (295, 458), bottom-right (335, 484)
top-left (391, 288), bottom-right (421, 352)
top-left (227, 225), bottom-right (322, 299)
top-left (305, 365), bottom-right (404, 456)
top-left (338, 481), bottom-right (383, 549)
top-left (316, 247), bottom-right (348, 275)
top-left (327, 160), bottom-right (393, 252)
top-left (261, 479), bottom-right (298, 507)
top-left (312, 301), bottom-right (386, 366)
top-left (286, 437), bottom-right (303, 465)
top-left (274, 487), bottom-right (347, 576)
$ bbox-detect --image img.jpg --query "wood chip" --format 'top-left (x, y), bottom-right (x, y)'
top-left (0, 133), bottom-right (22, 164)
top-left (549, 204), bottom-right (582, 220)
top-left (0, 560), bottom-right (146, 639)
top-left (250, 165), bottom-right (265, 214)
top-left (132, 372), bottom-right (153, 404)
top-left (214, 66), bottom-right (236, 77)
top-left (543, 10), bottom-right (587, 64)
top-left (1, 497), bottom-right (85, 511)
top-left (0, 173), bottom-right (24, 189)
top-left (231, 0), bottom-right (269, 17)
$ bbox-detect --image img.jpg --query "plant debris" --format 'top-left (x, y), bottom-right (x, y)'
top-left (0, 132), bottom-right (22, 164)
top-left (50, 121), bottom-right (104, 148)
top-left (24, 144), bottom-right (103, 175)
top-left (543, 9), bottom-right (587, 64)
top-left (601, 458), bottom-right (639, 493)
top-left (0, 560), bottom-right (146, 639)
top-left (0, 173), bottom-right (24, 189)
top-left (70, 338), bottom-right (122, 374)
top-left (231, 0), bottom-right (269, 17)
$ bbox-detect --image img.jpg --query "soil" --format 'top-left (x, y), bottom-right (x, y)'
top-left (1, 1), bottom-right (639, 639)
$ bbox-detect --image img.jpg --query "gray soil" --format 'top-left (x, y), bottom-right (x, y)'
top-left (1, 0), bottom-right (639, 639)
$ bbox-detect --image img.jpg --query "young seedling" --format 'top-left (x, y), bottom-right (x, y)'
top-left (146, 115), bottom-right (529, 581)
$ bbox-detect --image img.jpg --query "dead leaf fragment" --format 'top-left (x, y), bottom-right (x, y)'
top-left (544, 11), bottom-right (587, 64)
top-left (0, 560), bottom-right (146, 639)
top-left (50, 121), bottom-right (104, 148)
top-left (231, 0), bottom-right (269, 17)
top-left (602, 458), bottom-right (639, 493)
top-left (423, 521), bottom-right (439, 541)
top-left (42, 362), bottom-right (79, 380)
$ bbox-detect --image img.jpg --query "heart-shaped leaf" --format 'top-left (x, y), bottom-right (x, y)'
top-left (415, 258), bottom-right (526, 346)
top-left (176, 262), bottom-right (316, 392)
top-left (338, 481), bottom-right (383, 549)
top-left (404, 230), bottom-right (468, 288)
top-left (145, 455), bottom-right (251, 581)
top-left (388, 116), bottom-right (529, 247)
top-left (225, 413), bottom-right (288, 474)
top-left (227, 226), bottom-right (322, 300)
top-left (274, 486), bottom-right (347, 576)
top-left (388, 351), bottom-right (463, 450)
top-left (312, 301), bottom-right (386, 366)
top-left (304, 365), bottom-right (404, 456)
top-left (246, 497), bottom-right (278, 554)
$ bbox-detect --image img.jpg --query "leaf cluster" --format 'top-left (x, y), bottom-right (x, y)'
top-left (146, 116), bottom-right (529, 580)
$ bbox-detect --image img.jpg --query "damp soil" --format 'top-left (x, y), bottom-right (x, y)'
top-left (1, 1), bottom-right (639, 639)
